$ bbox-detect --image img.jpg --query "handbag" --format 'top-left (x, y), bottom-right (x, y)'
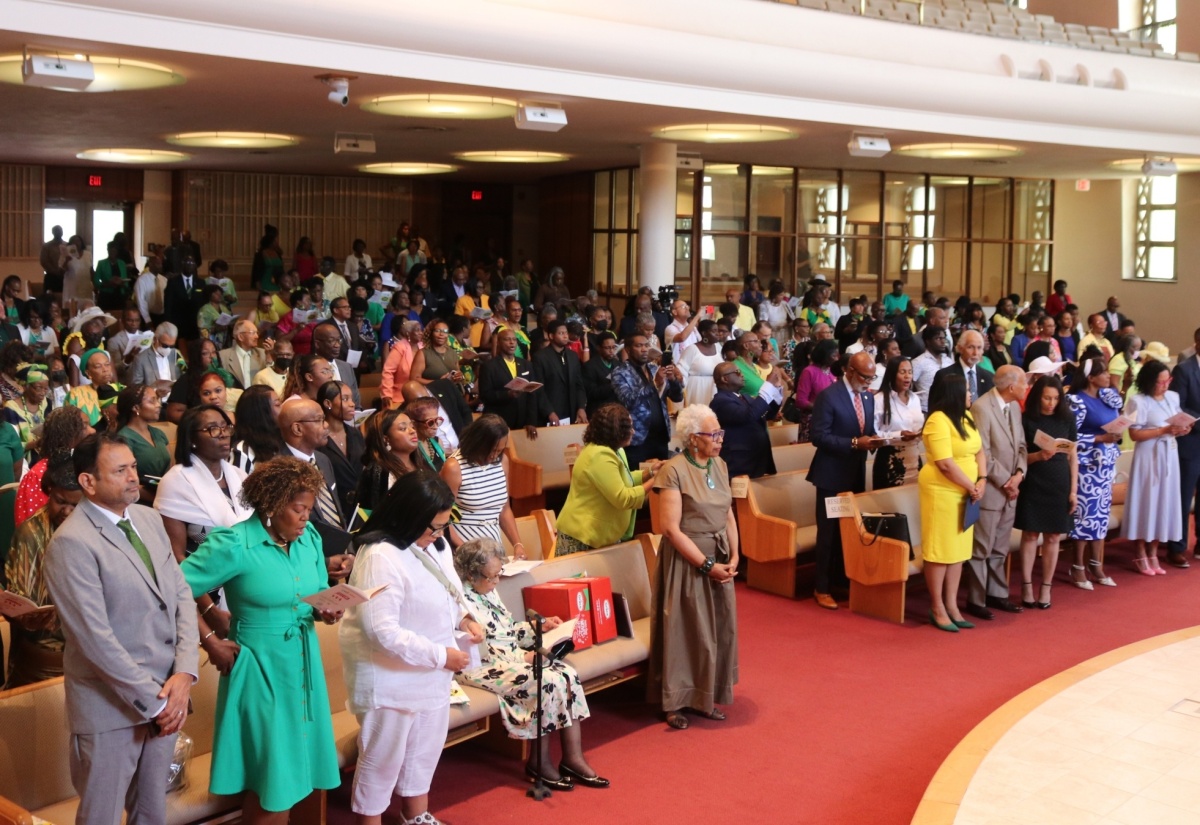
top-left (860, 512), bottom-right (913, 558)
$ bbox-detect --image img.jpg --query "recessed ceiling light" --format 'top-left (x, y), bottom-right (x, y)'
top-left (704, 164), bottom-right (793, 176)
top-left (167, 131), bottom-right (298, 149)
top-left (894, 143), bottom-right (1023, 160)
top-left (929, 176), bottom-right (1006, 186)
top-left (1109, 157), bottom-right (1200, 173)
top-left (653, 124), bottom-right (798, 143)
top-left (0, 54), bottom-right (184, 92)
top-left (362, 94), bottom-right (517, 119)
top-left (359, 162), bottom-right (457, 175)
top-left (77, 148), bottom-right (190, 164)
top-left (456, 150), bottom-right (568, 163)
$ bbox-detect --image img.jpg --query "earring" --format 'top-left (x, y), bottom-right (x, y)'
top-left (265, 515), bottom-right (272, 528)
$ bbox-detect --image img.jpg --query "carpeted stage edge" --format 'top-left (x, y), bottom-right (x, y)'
top-left (327, 536), bottom-right (1200, 825)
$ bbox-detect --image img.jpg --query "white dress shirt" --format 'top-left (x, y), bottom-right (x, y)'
top-left (912, 351), bottom-right (954, 412)
top-left (436, 404), bottom-right (459, 451)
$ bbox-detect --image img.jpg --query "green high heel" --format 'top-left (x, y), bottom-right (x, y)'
top-left (929, 609), bottom-right (959, 633)
top-left (951, 617), bottom-right (976, 629)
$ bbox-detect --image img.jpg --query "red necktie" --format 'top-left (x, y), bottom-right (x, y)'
top-left (853, 391), bottom-right (865, 434)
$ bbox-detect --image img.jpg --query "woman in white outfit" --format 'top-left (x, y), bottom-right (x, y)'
top-left (676, 321), bottom-right (723, 407)
top-left (339, 472), bottom-right (484, 825)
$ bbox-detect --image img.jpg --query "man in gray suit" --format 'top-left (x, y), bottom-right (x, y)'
top-left (44, 433), bottom-right (198, 825)
top-left (311, 321), bottom-right (361, 408)
top-left (129, 322), bottom-right (183, 391)
top-left (218, 318), bottom-right (271, 390)
top-left (964, 365), bottom-right (1029, 620)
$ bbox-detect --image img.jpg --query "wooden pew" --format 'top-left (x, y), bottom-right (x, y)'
top-left (734, 471), bottom-right (818, 598)
top-left (768, 422), bottom-right (799, 447)
top-left (501, 509), bottom-right (557, 559)
top-left (773, 442), bottom-right (816, 474)
top-left (504, 423), bottom-right (588, 515)
top-left (838, 488), bottom-right (923, 624)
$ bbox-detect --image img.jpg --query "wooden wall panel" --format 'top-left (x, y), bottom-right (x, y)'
top-left (0, 164), bottom-right (44, 260)
top-left (538, 172), bottom-right (594, 298)
top-left (175, 170), bottom-right (414, 276)
top-left (45, 167), bottom-right (142, 203)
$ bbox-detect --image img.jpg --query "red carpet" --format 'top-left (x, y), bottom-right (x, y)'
top-left (327, 538), bottom-right (1200, 824)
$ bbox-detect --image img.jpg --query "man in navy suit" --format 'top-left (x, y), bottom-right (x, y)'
top-left (931, 329), bottom-right (994, 406)
top-left (807, 351), bottom-right (885, 610)
top-left (1169, 326), bottom-right (1200, 568)
top-left (710, 361), bottom-right (782, 479)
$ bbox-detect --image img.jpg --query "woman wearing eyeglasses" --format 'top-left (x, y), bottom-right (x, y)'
top-left (648, 403), bottom-right (739, 730)
top-left (407, 397), bottom-right (449, 473)
top-left (441, 414), bottom-right (528, 558)
top-left (356, 408), bottom-right (421, 514)
top-left (339, 472), bottom-right (484, 825)
top-left (155, 404), bottom-right (253, 672)
top-left (555, 403), bottom-right (659, 556)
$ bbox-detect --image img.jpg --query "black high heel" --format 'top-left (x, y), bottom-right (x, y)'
top-left (525, 764), bottom-right (573, 791)
top-left (1021, 581), bottom-right (1036, 610)
top-left (559, 762), bottom-right (611, 788)
top-left (1036, 583), bottom-right (1052, 610)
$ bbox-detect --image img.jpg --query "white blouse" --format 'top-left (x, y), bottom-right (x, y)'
top-left (872, 390), bottom-right (925, 438)
top-left (339, 539), bottom-right (467, 714)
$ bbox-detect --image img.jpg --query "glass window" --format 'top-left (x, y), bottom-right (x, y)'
top-left (925, 241), bottom-right (968, 299)
top-left (44, 207), bottom-right (77, 242)
top-left (613, 169), bottom-right (631, 230)
top-left (1132, 175), bottom-right (1177, 281)
top-left (969, 242), bottom-right (1011, 304)
top-left (970, 178), bottom-right (1012, 241)
top-left (676, 170), bottom-right (695, 221)
top-left (699, 235), bottom-right (746, 305)
top-left (593, 171), bottom-right (611, 230)
top-left (703, 166), bottom-right (748, 232)
top-left (750, 166), bottom-right (793, 233)
top-left (750, 235), bottom-right (785, 283)
top-left (612, 233), bottom-right (630, 295)
top-left (842, 171), bottom-right (882, 235)
top-left (593, 234), bottom-right (611, 294)
top-left (929, 177), bottom-right (969, 240)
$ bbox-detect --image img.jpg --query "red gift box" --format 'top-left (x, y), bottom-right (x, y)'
top-left (522, 581), bottom-right (593, 650)
top-left (572, 576), bottom-right (617, 644)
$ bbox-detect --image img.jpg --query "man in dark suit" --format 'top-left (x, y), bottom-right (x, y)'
top-left (1099, 296), bottom-right (1130, 348)
top-left (582, 332), bottom-right (620, 416)
top-left (401, 378), bottom-right (472, 449)
top-left (327, 296), bottom-right (363, 362)
top-left (437, 264), bottom-right (470, 319)
top-left (931, 329), bottom-right (994, 406)
top-left (710, 361), bottom-right (781, 479)
top-left (162, 253), bottom-right (206, 342)
top-left (44, 433), bottom-right (198, 825)
top-left (479, 328), bottom-right (546, 439)
top-left (532, 320), bottom-right (588, 426)
top-left (807, 351), bottom-right (884, 610)
top-left (1169, 326), bottom-right (1200, 568)
top-left (311, 322), bottom-right (361, 408)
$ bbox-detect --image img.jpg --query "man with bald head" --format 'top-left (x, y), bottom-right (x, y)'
top-left (964, 365), bottom-right (1029, 620)
top-left (400, 379), bottom-right (468, 451)
top-left (710, 360), bottom-right (782, 479)
top-left (218, 318), bottom-right (271, 389)
top-left (279, 399), bottom-right (344, 530)
top-left (478, 328), bottom-right (546, 440)
top-left (931, 328), bottom-right (994, 406)
top-left (807, 351), bottom-right (885, 610)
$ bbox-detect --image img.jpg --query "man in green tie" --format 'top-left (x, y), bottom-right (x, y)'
top-left (44, 433), bottom-right (199, 825)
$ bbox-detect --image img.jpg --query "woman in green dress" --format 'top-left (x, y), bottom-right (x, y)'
top-left (115, 384), bottom-right (171, 504)
top-left (180, 456), bottom-right (342, 822)
top-left (4, 363), bottom-right (49, 462)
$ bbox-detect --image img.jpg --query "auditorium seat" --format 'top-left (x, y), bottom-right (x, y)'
top-left (735, 471), bottom-right (819, 598)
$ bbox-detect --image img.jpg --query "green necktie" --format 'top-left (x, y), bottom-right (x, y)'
top-left (118, 519), bottom-right (158, 586)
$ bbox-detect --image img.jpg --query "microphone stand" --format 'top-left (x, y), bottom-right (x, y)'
top-left (526, 610), bottom-right (552, 801)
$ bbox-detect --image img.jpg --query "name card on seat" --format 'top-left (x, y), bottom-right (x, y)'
top-left (730, 477), bottom-right (749, 499)
top-left (826, 496), bottom-right (856, 519)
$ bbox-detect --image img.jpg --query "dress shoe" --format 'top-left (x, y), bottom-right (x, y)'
top-left (559, 763), bottom-right (611, 788)
top-left (985, 597), bottom-right (1025, 614)
top-left (963, 602), bottom-right (994, 621)
top-left (928, 609), bottom-right (959, 633)
top-left (814, 592), bottom-right (838, 611)
top-left (1168, 552), bottom-right (1191, 569)
top-left (525, 765), bottom-right (573, 791)
top-left (951, 617), bottom-right (976, 629)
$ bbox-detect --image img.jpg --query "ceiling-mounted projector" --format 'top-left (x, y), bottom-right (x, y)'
top-left (848, 134), bottom-right (891, 158)
top-left (515, 102), bottom-right (567, 132)
top-left (334, 133), bottom-right (376, 154)
top-left (1142, 158), bottom-right (1177, 176)
top-left (22, 54), bottom-right (95, 90)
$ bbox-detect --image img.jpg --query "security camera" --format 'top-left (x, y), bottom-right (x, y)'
top-left (325, 77), bottom-right (349, 107)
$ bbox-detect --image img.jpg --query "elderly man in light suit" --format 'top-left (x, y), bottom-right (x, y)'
top-left (218, 318), bottom-right (271, 390)
top-left (129, 322), bottom-right (183, 391)
top-left (44, 433), bottom-right (198, 825)
top-left (963, 365), bottom-right (1029, 621)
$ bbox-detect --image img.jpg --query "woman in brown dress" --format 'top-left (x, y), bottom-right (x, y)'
top-left (647, 403), bottom-right (739, 730)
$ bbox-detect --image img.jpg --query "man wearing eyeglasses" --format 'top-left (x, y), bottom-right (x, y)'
top-left (808, 351), bottom-right (886, 610)
top-left (311, 321), bottom-right (362, 408)
top-left (710, 361), bottom-right (782, 480)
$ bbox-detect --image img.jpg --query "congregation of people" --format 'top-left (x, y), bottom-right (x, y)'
top-left (5, 225), bottom-right (1197, 825)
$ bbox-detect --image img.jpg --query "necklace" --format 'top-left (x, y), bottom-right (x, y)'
top-left (683, 449), bottom-right (716, 489)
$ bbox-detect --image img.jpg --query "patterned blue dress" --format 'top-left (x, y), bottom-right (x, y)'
top-left (1068, 388), bottom-right (1122, 541)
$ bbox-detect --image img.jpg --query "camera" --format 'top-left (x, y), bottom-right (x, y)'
top-left (325, 77), bottom-right (350, 107)
top-left (657, 284), bottom-right (679, 307)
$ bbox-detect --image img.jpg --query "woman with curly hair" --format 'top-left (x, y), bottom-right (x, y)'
top-left (554, 402), bottom-right (660, 555)
top-left (356, 407), bottom-right (420, 513)
top-left (282, 354), bottom-right (334, 402)
top-left (230, 385), bottom-right (285, 474)
top-left (180, 456), bottom-right (342, 822)
top-left (15, 405), bottom-right (93, 525)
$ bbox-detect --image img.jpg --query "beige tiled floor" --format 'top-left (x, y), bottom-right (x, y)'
top-left (955, 635), bottom-right (1200, 825)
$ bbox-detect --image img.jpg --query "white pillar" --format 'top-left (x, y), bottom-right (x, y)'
top-left (637, 142), bottom-right (676, 293)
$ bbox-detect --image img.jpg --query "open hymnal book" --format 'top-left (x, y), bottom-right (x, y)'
top-left (292, 308), bottom-right (319, 324)
top-left (1101, 414), bottom-right (1136, 435)
top-left (352, 408), bottom-right (375, 426)
top-left (215, 312), bottom-right (237, 327)
top-left (301, 583), bottom-right (389, 611)
top-left (0, 590), bottom-right (54, 619)
top-left (540, 618), bottom-right (577, 649)
top-left (469, 307), bottom-right (493, 320)
top-left (501, 558), bottom-right (542, 576)
top-left (505, 377), bottom-right (543, 392)
top-left (1033, 429), bottom-right (1075, 453)
top-left (1167, 411), bottom-right (1199, 430)
top-left (123, 331), bottom-right (155, 355)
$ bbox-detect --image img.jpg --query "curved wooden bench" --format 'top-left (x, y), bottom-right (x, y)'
top-left (733, 471), bottom-right (818, 598)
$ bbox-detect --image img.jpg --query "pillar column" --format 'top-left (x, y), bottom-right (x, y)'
top-left (637, 142), bottom-right (677, 293)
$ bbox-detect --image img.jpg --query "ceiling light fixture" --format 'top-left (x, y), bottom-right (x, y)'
top-left (167, 132), bottom-right (298, 149)
top-left (0, 53), bottom-right (183, 92)
top-left (893, 142), bottom-right (1024, 160)
top-left (1110, 157), bottom-right (1200, 174)
top-left (359, 162), bottom-right (457, 175)
top-left (76, 148), bottom-right (191, 164)
top-left (363, 94), bottom-right (517, 119)
top-left (456, 150), bottom-right (568, 163)
top-left (704, 164), bottom-right (793, 176)
top-left (652, 124), bottom-right (798, 143)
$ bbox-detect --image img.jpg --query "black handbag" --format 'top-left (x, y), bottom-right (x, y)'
top-left (861, 512), bottom-right (912, 558)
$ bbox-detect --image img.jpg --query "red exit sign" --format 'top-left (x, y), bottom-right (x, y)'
top-left (87, 175), bottom-right (103, 187)
top-left (470, 190), bottom-right (483, 201)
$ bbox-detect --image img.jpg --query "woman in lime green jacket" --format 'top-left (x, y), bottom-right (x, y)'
top-left (555, 403), bottom-right (660, 555)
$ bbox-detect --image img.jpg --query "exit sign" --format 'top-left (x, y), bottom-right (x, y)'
top-left (470, 190), bottom-right (483, 201)
top-left (87, 175), bottom-right (103, 187)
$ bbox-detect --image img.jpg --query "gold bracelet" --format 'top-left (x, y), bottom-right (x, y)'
top-left (199, 602), bottom-right (215, 618)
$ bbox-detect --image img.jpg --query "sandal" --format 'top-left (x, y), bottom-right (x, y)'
top-left (666, 711), bottom-right (689, 730)
top-left (695, 707), bottom-right (727, 721)
top-left (1088, 560), bottom-right (1116, 587)
top-left (1036, 583), bottom-right (1052, 610)
top-left (1134, 557), bottom-right (1155, 577)
top-left (1070, 564), bottom-right (1094, 591)
top-left (1020, 581), bottom-right (1036, 610)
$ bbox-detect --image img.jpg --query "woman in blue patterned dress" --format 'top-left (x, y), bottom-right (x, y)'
top-left (453, 538), bottom-right (608, 790)
top-left (1067, 355), bottom-right (1124, 588)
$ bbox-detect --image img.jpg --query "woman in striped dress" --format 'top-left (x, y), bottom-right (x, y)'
top-left (440, 413), bottom-right (529, 560)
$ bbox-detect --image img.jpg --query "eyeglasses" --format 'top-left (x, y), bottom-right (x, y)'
top-left (696, 430), bottom-right (726, 442)
top-left (197, 424), bottom-right (231, 437)
top-left (852, 368), bottom-right (877, 383)
top-left (480, 572), bottom-right (502, 584)
top-left (427, 520), bottom-right (450, 536)
top-left (419, 417), bottom-right (445, 428)
top-left (296, 418), bottom-right (326, 426)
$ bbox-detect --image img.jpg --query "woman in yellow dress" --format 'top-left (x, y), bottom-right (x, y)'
top-left (919, 372), bottom-right (986, 633)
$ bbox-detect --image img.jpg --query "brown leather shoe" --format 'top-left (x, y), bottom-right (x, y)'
top-left (814, 592), bottom-right (838, 610)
